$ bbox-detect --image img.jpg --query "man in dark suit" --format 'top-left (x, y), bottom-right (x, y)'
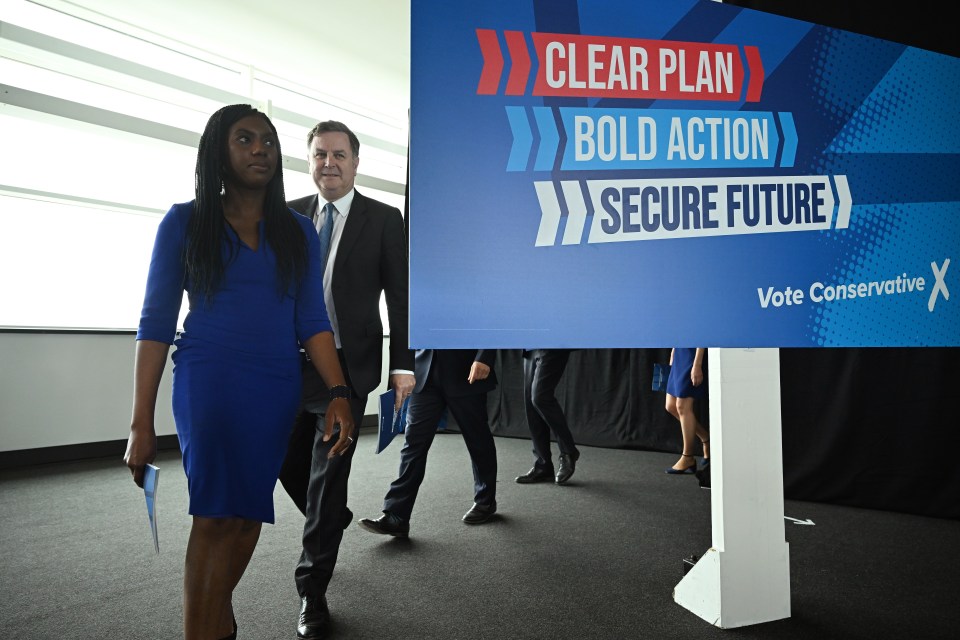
top-left (515, 349), bottom-right (581, 485)
top-left (282, 120), bottom-right (415, 640)
top-left (357, 349), bottom-right (499, 537)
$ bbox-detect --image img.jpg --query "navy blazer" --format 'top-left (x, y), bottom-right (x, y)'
top-left (288, 189), bottom-right (414, 396)
top-left (414, 349), bottom-right (498, 397)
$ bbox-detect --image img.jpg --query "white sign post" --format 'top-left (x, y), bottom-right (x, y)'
top-left (673, 348), bottom-right (791, 628)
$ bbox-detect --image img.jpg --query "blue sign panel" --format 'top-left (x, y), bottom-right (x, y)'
top-left (409, 0), bottom-right (959, 347)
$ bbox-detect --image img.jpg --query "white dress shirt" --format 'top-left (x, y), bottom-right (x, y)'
top-left (316, 190), bottom-right (354, 349)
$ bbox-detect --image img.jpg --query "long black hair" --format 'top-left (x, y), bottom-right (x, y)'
top-left (186, 103), bottom-right (307, 302)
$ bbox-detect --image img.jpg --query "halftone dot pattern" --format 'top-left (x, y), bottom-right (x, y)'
top-left (812, 204), bottom-right (903, 344)
top-left (799, 30), bottom-right (960, 346)
top-left (827, 63), bottom-right (911, 155)
top-left (803, 205), bottom-right (886, 345)
top-left (807, 30), bottom-right (896, 140)
top-left (803, 27), bottom-right (892, 345)
top-left (828, 49), bottom-right (960, 153)
top-left (809, 202), bottom-right (959, 346)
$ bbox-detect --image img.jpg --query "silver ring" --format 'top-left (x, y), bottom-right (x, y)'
top-left (347, 436), bottom-right (354, 442)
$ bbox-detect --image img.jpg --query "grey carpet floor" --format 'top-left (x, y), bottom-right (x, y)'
top-left (1, 430), bottom-right (958, 639)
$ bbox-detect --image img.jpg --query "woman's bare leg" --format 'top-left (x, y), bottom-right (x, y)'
top-left (183, 516), bottom-right (262, 639)
top-left (670, 397), bottom-right (702, 471)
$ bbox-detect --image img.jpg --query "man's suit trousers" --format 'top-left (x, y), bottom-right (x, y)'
top-left (523, 348), bottom-right (578, 470)
top-left (382, 364), bottom-right (497, 521)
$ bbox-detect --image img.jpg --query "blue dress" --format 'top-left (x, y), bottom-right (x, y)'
top-left (137, 201), bottom-right (331, 523)
top-left (666, 348), bottom-right (707, 399)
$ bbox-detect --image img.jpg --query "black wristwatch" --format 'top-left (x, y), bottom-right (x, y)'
top-left (329, 385), bottom-right (351, 400)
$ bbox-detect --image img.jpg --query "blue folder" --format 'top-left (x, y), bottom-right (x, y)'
top-left (143, 463), bottom-right (160, 553)
top-left (376, 390), bottom-right (409, 453)
top-left (652, 363), bottom-right (670, 392)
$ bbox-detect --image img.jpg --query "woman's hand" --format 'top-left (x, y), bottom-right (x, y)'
top-left (123, 424), bottom-right (157, 488)
top-left (690, 364), bottom-right (704, 387)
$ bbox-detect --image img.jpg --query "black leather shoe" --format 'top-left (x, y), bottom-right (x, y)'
top-left (462, 501), bottom-right (497, 524)
top-left (357, 512), bottom-right (409, 537)
top-left (297, 596), bottom-right (330, 640)
top-left (555, 452), bottom-right (579, 484)
top-left (515, 467), bottom-right (554, 484)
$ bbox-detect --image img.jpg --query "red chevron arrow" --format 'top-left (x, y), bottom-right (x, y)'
top-left (476, 29), bottom-right (504, 95)
top-left (744, 45), bottom-right (764, 102)
top-left (504, 30), bottom-right (531, 95)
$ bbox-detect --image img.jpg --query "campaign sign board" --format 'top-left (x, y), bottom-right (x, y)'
top-left (409, 0), bottom-right (959, 348)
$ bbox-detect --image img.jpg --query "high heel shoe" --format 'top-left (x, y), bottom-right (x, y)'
top-left (218, 615), bottom-right (237, 640)
top-left (665, 453), bottom-right (697, 475)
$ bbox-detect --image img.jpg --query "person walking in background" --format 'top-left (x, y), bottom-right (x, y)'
top-left (279, 120), bottom-right (415, 640)
top-left (123, 104), bottom-right (353, 640)
top-left (515, 349), bottom-right (581, 485)
top-left (358, 349), bottom-right (499, 537)
top-left (664, 347), bottom-right (709, 474)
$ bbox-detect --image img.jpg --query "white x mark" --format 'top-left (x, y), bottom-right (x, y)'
top-left (928, 259), bottom-right (950, 312)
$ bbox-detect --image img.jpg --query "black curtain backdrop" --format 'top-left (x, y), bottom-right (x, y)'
top-left (484, 3), bottom-right (960, 521)
top-left (724, 0), bottom-right (958, 61)
top-left (486, 348), bottom-right (960, 520)
top-left (488, 349), bottom-right (691, 453)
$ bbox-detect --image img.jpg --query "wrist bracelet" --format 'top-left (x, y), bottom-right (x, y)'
top-left (329, 385), bottom-right (351, 400)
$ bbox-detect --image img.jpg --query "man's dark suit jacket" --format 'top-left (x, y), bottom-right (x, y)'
top-left (288, 189), bottom-right (414, 397)
top-left (414, 349), bottom-right (498, 396)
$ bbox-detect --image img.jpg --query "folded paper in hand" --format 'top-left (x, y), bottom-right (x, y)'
top-left (143, 464), bottom-right (160, 553)
top-left (377, 389), bottom-right (409, 454)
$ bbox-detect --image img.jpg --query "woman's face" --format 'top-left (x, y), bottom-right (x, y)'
top-left (222, 114), bottom-right (278, 190)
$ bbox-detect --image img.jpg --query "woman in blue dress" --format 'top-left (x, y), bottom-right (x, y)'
top-left (123, 104), bottom-right (354, 640)
top-left (664, 347), bottom-right (709, 474)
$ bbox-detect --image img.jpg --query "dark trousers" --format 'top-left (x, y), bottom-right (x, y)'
top-left (382, 370), bottom-right (497, 521)
top-left (282, 383), bottom-right (366, 598)
top-left (523, 349), bottom-right (578, 471)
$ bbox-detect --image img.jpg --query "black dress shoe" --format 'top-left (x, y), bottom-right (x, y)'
top-left (515, 467), bottom-right (554, 484)
top-left (462, 501), bottom-right (497, 524)
top-left (357, 512), bottom-right (410, 537)
top-left (555, 452), bottom-right (579, 485)
top-left (297, 595), bottom-right (330, 640)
